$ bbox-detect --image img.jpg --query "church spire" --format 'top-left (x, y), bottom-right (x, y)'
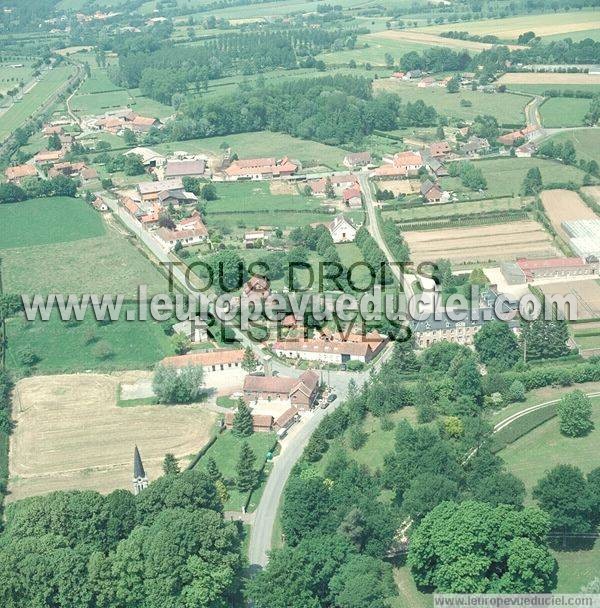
top-left (132, 445), bottom-right (148, 495)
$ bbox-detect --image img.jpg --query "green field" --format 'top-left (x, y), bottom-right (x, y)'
top-left (501, 396), bottom-right (600, 496)
top-left (508, 84), bottom-right (600, 96)
top-left (441, 157), bottom-right (589, 199)
top-left (196, 430), bottom-right (277, 510)
top-left (540, 97), bottom-right (591, 128)
top-left (70, 87), bottom-right (172, 119)
top-left (0, 64), bottom-right (75, 141)
top-left (0, 58), bottom-right (34, 96)
top-left (376, 80), bottom-right (528, 125)
top-left (554, 543), bottom-right (600, 592)
top-left (382, 196), bottom-right (527, 222)
top-left (547, 128), bottom-right (600, 164)
top-left (0, 198), bottom-right (168, 296)
top-left (6, 305), bottom-right (172, 374)
top-left (156, 131), bottom-right (348, 169)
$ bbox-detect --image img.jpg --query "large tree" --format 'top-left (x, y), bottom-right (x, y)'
top-left (232, 399), bottom-right (253, 437)
top-left (408, 501), bottom-right (556, 593)
top-left (474, 321), bottom-right (519, 371)
top-left (557, 390), bottom-right (594, 437)
top-left (236, 441), bottom-right (257, 493)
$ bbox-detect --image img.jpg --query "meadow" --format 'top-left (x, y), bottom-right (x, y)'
top-left (155, 131), bottom-right (348, 169)
top-left (540, 97), bottom-right (591, 127)
top-left (0, 64), bottom-right (75, 141)
top-left (0, 197), bottom-right (168, 296)
top-left (375, 80), bottom-right (528, 125)
top-left (0, 58), bottom-right (34, 96)
top-left (548, 128), bottom-right (600, 163)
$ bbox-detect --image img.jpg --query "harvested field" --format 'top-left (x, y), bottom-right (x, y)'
top-left (8, 372), bottom-right (216, 501)
top-left (498, 73), bottom-right (600, 85)
top-left (540, 189), bottom-right (597, 241)
top-left (405, 220), bottom-right (559, 265)
top-left (540, 280), bottom-right (600, 321)
top-left (377, 179), bottom-right (418, 196)
top-left (366, 30), bottom-right (525, 52)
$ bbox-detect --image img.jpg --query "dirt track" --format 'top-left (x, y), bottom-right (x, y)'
top-left (8, 372), bottom-right (216, 501)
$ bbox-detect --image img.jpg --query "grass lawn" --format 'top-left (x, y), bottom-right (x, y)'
top-left (441, 157), bottom-right (589, 199)
top-left (336, 242), bottom-right (373, 289)
top-left (70, 87), bottom-right (172, 119)
top-left (375, 80), bottom-right (528, 125)
top-left (6, 305), bottom-right (172, 374)
top-left (553, 542), bottom-right (600, 592)
top-left (155, 131), bottom-right (348, 169)
top-left (0, 198), bottom-right (168, 296)
top-left (382, 196), bottom-right (527, 223)
top-left (547, 128), bottom-right (600, 164)
top-left (0, 58), bottom-right (34, 96)
top-left (196, 430), bottom-right (277, 511)
top-left (540, 97), bottom-right (591, 128)
top-left (0, 197), bottom-right (104, 248)
top-left (501, 395), bottom-right (600, 498)
top-left (0, 65), bottom-right (75, 141)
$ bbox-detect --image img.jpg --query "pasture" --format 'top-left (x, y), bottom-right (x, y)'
top-left (156, 131), bottom-right (347, 169)
top-left (498, 72), bottom-right (600, 86)
top-left (0, 58), bottom-right (34, 96)
top-left (0, 197), bottom-right (168, 296)
top-left (404, 220), bottom-right (559, 265)
top-left (374, 80), bottom-right (528, 125)
top-left (540, 97), bottom-right (591, 127)
top-left (0, 64), bottom-right (75, 141)
top-left (416, 10), bottom-right (600, 40)
top-left (540, 189), bottom-right (597, 241)
top-left (548, 129), bottom-right (600, 164)
top-left (8, 373), bottom-right (217, 501)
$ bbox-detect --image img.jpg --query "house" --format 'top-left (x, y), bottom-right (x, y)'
top-left (501, 257), bottom-right (597, 284)
top-left (309, 174), bottom-right (358, 196)
top-left (91, 196), bottom-right (109, 212)
top-left (48, 161), bottom-right (86, 178)
top-left (418, 76), bottom-right (436, 88)
top-left (498, 125), bottom-right (539, 146)
top-left (516, 142), bottom-right (537, 158)
top-left (224, 411), bottom-right (274, 433)
top-left (428, 141), bottom-right (452, 158)
top-left (42, 124), bottom-right (63, 136)
top-left (328, 214), bottom-right (357, 243)
top-left (224, 157), bottom-right (298, 180)
top-left (459, 137), bottom-right (490, 157)
top-left (137, 179), bottom-right (197, 204)
top-left (243, 370), bottom-right (320, 410)
top-left (391, 71), bottom-right (405, 79)
top-left (392, 151), bottom-right (424, 174)
top-left (371, 164), bottom-right (408, 179)
top-left (244, 230), bottom-right (272, 248)
top-left (5, 164), bottom-right (37, 183)
top-left (155, 212), bottom-right (209, 250)
top-left (424, 155), bottom-right (449, 177)
top-left (420, 179), bottom-right (445, 203)
top-left (172, 317), bottom-right (209, 343)
top-left (161, 349), bottom-right (244, 372)
top-left (273, 334), bottom-right (387, 364)
top-left (411, 310), bottom-right (491, 348)
top-left (164, 159), bottom-right (206, 179)
top-left (81, 167), bottom-right (99, 182)
top-left (243, 276), bottom-right (270, 300)
top-left (125, 147), bottom-right (166, 168)
top-left (403, 70), bottom-right (422, 80)
top-left (33, 149), bottom-right (65, 164)
top-left (123, 196), bottom-right (141, 217)
top-left (343, 187), bottom-right (362, 208)
top-left (274, 406), bottom-right (299, 431)
top-left (130, 115), bottom-right (160, 133)
top-left (343, 152), bottom-right (372, 168)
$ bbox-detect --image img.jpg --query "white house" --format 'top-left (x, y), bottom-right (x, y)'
top-left (328, 215), bottom-right (357, 243)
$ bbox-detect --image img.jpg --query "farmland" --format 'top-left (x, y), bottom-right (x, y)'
top-left (0, 64), bottom-right (75, 141)
top-left (540, 97), bottom-right (591, 127)
top-left (69, 87), bottom-right (172, 119)
top-left (539, 189), bottom-right (597, 241)
top-left (498, 73), bottom-right (600, 86)
top-left (547, 129), bottom-right (600, 164)
top-left (375, 80), bottom-right (528, 125)
top-left (0, 58), bottom-right (34, 96)
top-left (416, 10), bottom-right (600, 40)
top-left (8, 373), bottom-right (217, 501)
top-left (0, 197), bottom-right (168, 296)
top-left (404, 220), bottom-right (559, 265)
top-left (539, 280), bottom-right (600, 321)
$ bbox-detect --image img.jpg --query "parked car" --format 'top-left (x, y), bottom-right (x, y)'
top-left (327, 393), bottom-right (337, 403)
top-left (320, 401), bottom-right (329, 409)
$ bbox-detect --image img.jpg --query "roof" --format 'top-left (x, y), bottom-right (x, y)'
top-left (328, 214), bottom-right (356, 232)
top-left (244, 369), bottom-right (319, 397)
top-left (517, 257), bottom-right (585, 271)
top-left (123, 197), bottom-right (141, 215)
top-left (372, 164), bottom-right (408, 177)
top-left (81, 167), bottom-right (98, 180)
top-left (343, 187), bottom-right (361, 201)
top-left (411, 309), bottom-right (491, 333)
top-left (34, 149), bottom-right (64, 162)
top-left (157, 225), bottom-right (207, 242)
top-left (5, 164), bottom-right (37, 180)
top-left (224, 411), bottom-right (273, 428)
top-left (224, 157), bottom-right (297, 177)
top-left (132, 115), bottom-right (157, 126)
top-left (429, 141), bottom-right (451, 156)
top-left (393, 151), bottom-right (423, 168)
top-left (275, 406), bottom-right (298, 428)
top-left (273, 338), bottom-right (380, 358)
top-left (162, 349), bottom-right (244, 368)
top-left (125, 147), bottom-right (165, 165)
top-left (164, 159), bottom-right (206, 178)
top-left (133, 445), bottom-right (146, 479)
top-left (344, 151), bottom-right (371, 164)
top-left (138, 178), bottom-right (184, 195)
top-left (244, 275), bottom-right (270, 294)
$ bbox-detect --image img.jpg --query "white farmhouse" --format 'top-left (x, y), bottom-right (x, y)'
top-left (328, 214), bottom-right (357, 243)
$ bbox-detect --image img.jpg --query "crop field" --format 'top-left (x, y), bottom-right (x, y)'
top-left (0, 64), bottom-right (75, 141)
top-left (416, 10), bottom-right (600, 40)
top-left (540, 280), bottom-right (600, 321)
top-left (366, 30), bottom-right (525, 52)
top-left (442, 158), bottom-right (589, 199)
top-left (383, 197), bottom-right (526, 223)
top-left (582, 185), bottom-right (600, 204)
top-left (8, 373), bottom-right (217, 501)
top-left (548, 129), bottom-right (600, 164)
top-left (0, 197), bottom-right (168, 296)
top-left (404, 220), bottom-right (559, 265)
top-left (156, 131), bottom-right (347, 169)
top-left (540, 97), bottom-right (591, 127)
top-left (498, 72), bottom-right (600, 86)
top-left (502, 395), bottom-right (600, 496)
top-left (374, 80), bottom-right (528, 125)
top-left (539, 189), bottom-right (597, 241)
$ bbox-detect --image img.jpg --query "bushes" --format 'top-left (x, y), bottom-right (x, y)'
top-left (491, 404), bottom-right (559, 453)
top-left (152, 364), bottom-right (206, 404)
top-left (503, 360), bottom-right (600, 392)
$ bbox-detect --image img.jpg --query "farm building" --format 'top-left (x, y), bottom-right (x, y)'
top-left (224, 411), bottom-right (274, 433)
top-left (164, 159), bottom-right (207, 179)
top-left (243, 370), bottom-right (320, 410)
top-left (343, 187), bottom-right (362, 208)
top-left (125, 147), bottom-right (166, 168)
top-left (498, 125), bottom-right (539, 146)
top-left (391, 151), bottom-right (424, 174)
top-left (223, 157), bottom-right (298, 180)
top-left (343, 152), bottom-right (372, 168)
top-left (562, 220), bottom-right (600, 258)
top-left (428, 141), bottom-right (452, 158)
top-left (161, 349), bottom-right (244, 372)
top-left (459, 137), bottom-right (490, 156)
top-left (273, 334), bottom-right (386, 364)
top-left (137, 179), bottom-right (197, 205)
top-left (5, 164), bottom-right (37, 183)
top-left (501, 257), bottom-right (598, 284)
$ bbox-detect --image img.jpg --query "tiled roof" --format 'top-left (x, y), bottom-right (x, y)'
top-left (162, 349), bottom-right (244, 368)
top-left (5, 164), bottom-right (36, 179)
